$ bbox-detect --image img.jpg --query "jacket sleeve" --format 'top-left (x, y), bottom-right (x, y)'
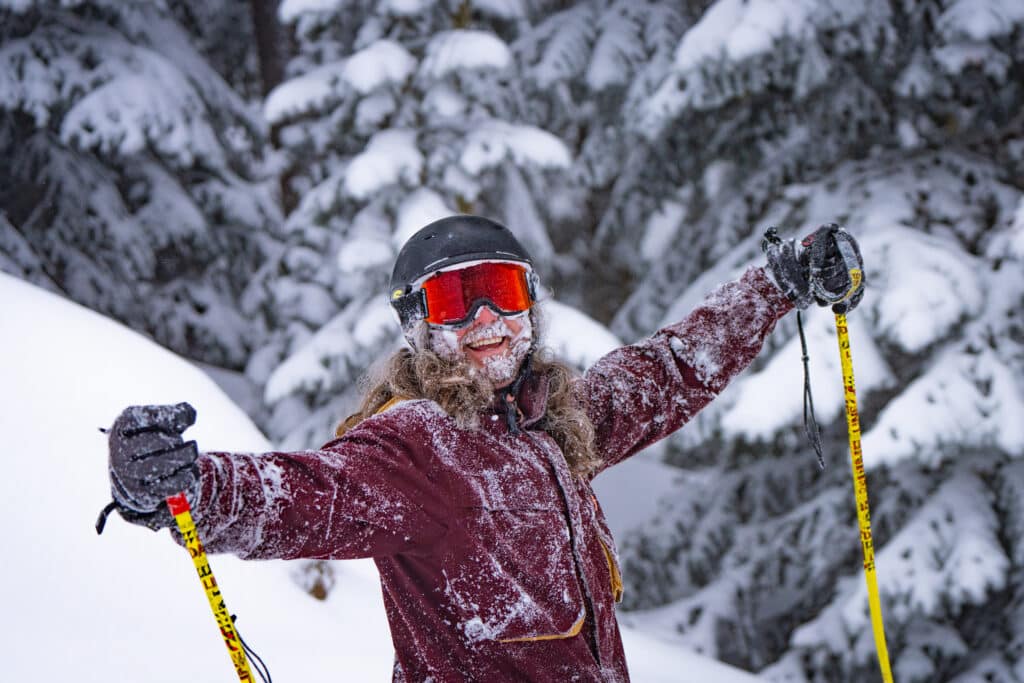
top-left (578, 266), bottom-right (793, 473)
top-left (181, 404), bottom-right (450, 560)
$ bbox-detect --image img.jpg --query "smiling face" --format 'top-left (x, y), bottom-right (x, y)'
top-left (428, 305), bottom-right (534, 387)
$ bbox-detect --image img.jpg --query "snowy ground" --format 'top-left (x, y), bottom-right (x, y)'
top-left (0, 272), bottom-right (762, 682)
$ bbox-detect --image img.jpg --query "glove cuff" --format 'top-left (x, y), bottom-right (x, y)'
top-left (109, 464), bottom-right (200, 530)
top-left (763, 237), bottom-right (813, 309)
top-left (116, 503), bottom-right (175, 531)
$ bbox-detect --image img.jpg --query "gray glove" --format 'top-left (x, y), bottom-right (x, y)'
top-left (762, 228), bottom-right (814, 309)
top-left (105, 402), bottom-right (199, 530)
top-left (800, 223), bottom-right (865, 314)
top-left (762, 224), bottom-right (865, 313)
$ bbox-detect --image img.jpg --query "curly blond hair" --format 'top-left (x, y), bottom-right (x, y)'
top-left (337, 312), bottom-right (601, 478)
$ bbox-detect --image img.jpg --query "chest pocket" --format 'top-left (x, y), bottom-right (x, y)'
top-left (449, 505), bottom-right (586, 643)
top-left (445, 448), bottom-right (586, 644)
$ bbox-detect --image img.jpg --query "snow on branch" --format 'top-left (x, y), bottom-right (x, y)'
top-left (345, 40), bottom-right (416, 94)
top-left (264, 294), bottom-right (397, 404)
top-left (937, 0), bottom-right (1024, 42)
top-left (2, 14), bottom-right (251, 170)
top-left (283, 128), bottom-right (423, 226)
top-left (379, 0), bottom-right (432, 18)
top-left (672, 0), bottom-right (818, 73)
top-left (61, 70), bottom-right (220, 167)
top-left (624, 568), bottom-right (754, 659)
top-left (419, 30), bottom-right (511, 80)
top-left (466, 0), bottom-right (525, 21)
top-left (345, 129), bottom-right (423, 199)
top-left (393, 188), bottom-right (453, 250)
top-left (517, 3), bottom-right (598, 89)
top-left (637, 0), bottom-right (892, 133)
top-left (278, 0), bottom-right (346, 26)
top-left (585, 1), bottom-right (647, 92)
top-left (867, 228), bottom-right (984, 354)
top-left (264, 61), bottom-right (345, 124)
top-left (265, 40), bottom-right (416, 125)
top-left (793, 471), bottom-right (1008, 662)
top-left (540, 300), bottom-right (621, 371)
top-left (1010, 199), bottom-right (1024, 260)
top-left (863, 348), bottom-right (1024, 467)
top-left (459, 120), bottom-right (570, 175)
top-left (0, 29), bottom-right (83, 126)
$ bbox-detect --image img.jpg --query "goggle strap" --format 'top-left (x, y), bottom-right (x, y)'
top-left (392, 288), bottom-right (428, 327)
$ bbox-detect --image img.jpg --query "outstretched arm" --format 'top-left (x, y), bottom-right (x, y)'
top-left (106, 401), bottom-right (450, 560)
top-left (188, 405), bottom-right (450, 560)
top-left (578, 266), bottom-right (792, 473)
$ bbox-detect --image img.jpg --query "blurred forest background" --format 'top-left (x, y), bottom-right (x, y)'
top-left (2, 1), bottom-right (1023, 681)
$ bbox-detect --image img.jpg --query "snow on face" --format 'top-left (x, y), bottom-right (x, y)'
top-left (428, 308), bottom-right (533, 385)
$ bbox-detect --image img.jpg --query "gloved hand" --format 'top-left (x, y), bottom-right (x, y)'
top-left (800, 223), bottom-right (865, 314)
top-left (762, 224), bottom-right (865, 313)
top-left (107, 402), bottom-right (199, 530)
top-left (762, 228), bottom-right (814, 309)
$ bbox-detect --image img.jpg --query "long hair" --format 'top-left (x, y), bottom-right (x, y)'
top-left (337, 313), bottom-right (602, 478)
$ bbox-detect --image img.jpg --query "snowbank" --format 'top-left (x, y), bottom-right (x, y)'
top-left (0, 272), bottom-right (393, 682)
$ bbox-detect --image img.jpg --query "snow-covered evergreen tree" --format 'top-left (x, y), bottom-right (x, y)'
top-left (611, 2), bottom-right (1024, 681)
top-left (0, 0), bottom-right (283, 368)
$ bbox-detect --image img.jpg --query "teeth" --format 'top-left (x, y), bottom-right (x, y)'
top-left (467, 336), bottom-right (504, 349)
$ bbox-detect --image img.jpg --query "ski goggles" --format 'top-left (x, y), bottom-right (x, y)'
top-left (393, 261), bottom-right (536, 327)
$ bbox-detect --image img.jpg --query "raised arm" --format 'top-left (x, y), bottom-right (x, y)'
top-left (578, 266), bottom-right (792, 473)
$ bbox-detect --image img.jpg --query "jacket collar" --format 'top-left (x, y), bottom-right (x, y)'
top-left (492, 368), bottom-right (548, 430)
top-left (517, 370), bottom-right (549, 428)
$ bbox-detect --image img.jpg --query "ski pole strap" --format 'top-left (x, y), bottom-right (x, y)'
top-left (834, 314), bottom-right (894, 683)
top-left (796, 311), bottom-right (825, 469)
top-left (167, 493), bottom-right (257, 682)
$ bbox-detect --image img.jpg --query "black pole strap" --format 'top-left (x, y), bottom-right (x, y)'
top-left (797, 311), bottom-right (825, 469)
top-left (232, 614), bottom-right (272, 683)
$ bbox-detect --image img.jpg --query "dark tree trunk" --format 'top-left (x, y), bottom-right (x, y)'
top-left (249, 0), bottom-right (287, 96)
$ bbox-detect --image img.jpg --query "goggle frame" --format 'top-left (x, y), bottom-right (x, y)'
top-left (391, 260), bottom-right (538, 329)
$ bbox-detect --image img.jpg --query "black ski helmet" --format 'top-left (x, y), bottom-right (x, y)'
top-left (389, 214), bottom-right (535, 330)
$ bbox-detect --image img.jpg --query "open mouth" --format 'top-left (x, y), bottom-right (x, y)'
top-left (465, 336), bottom-right (507, 352)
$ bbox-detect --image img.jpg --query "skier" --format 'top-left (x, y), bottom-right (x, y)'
top-left (106, 215), bottom-right (863, 682)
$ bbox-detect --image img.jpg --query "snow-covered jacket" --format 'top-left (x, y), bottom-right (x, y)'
top-left (187, 267), bottom-right (792, 682)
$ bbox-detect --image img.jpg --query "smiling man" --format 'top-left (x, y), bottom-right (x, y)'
top-left (105, 214), bottom-right (865, 682)
top-left (391, 216), bottom-right (538, 388)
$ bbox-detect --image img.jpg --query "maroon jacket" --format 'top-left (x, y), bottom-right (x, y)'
top-left (187, 267), bottom-right (792, 682)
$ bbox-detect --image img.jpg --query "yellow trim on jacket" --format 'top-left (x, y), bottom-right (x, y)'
top-left (498, 610), bottom-right (587, 643)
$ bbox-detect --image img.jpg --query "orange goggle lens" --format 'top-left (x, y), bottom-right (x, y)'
top-left (420, 262), bottom-right (533, 326)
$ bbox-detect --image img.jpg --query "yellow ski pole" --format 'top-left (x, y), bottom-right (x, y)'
top-left (834, 314), bottom-right (894, 683)
top-left (167, 492), bottom-right (256, 682)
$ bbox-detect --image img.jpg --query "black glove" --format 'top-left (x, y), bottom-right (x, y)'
top-left (762, 224), bottom-right (865, 313)
top-left (762, 227), bottom-right (814, 309)
top-left (107, 402), bottom-right (199, 530)
top-left (800, 223), bottom-right (865, 314)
